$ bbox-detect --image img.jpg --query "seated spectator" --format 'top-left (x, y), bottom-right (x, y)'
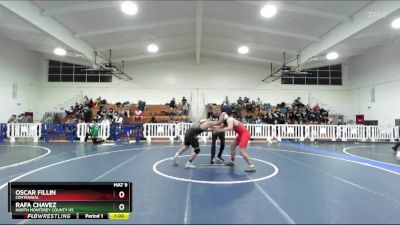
top-left (107, 108), bottom-right (114, 120)
top-left (264, 103), bottom-right (272, 111)
top-left (116, 102), bottom-right (122, 109)
top-left (83, 95), bottom-right (89, 105)
top-left (83, 107), bottom-right (92, 123)
top-left (237, 97), bottom-right (243, 105)
top-left (182, 102), bottom-right (189, 116)
top-left (256, 98), bottom-right (263, 109)
top-left (95, 97), bottom-right (102, 107)
top-left (234, 103), bottom-right (242, 119)
top-left (97, 108), bottom-right (107, 122)
top-left (292, 97), bottom-right (301, 108)
top-left (243, 97), bottom-right (250, 104)
top-left (278, 113), bottom-right (287, 124)
top-left (74, 102), bottom-right (80, 111)
top-left (182, 96), bottom-right (187, 105)
top-left (87, 98), bottom-right (94, 108)
top-left (8, 115), bottom-right (17, 123)
top-left (230, 103), bottom-right (237, 117)
top-left (265, 112), bottom-right (274, 124)
top-left (312, 104), bottom-right (320, 113)
top-left (134, 109), bottom-right (144, 121)
top-left (207, 104), bottom-right (213, 118)
top-left (250, 101), bottom-right (256, 113)
top-left (138, 100), bottom-right (146, 111)
top-left (224, 96), bottom-right (230, 105)
top-left (113, 113), bottom-right (124, 124)
top-left (176, 102), bottom-right (183, 115)
top-left (65, 106), bottom-right (75, 116)
top-left (17, 114), bottom-right (27, 123)
top-left (150, 116), bottom-right (158, 123)
top-left (221, 101), bottom-right (231, 115)
top-left (169, 98), bottom-right (176, 109)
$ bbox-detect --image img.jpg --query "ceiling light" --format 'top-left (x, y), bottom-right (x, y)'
top-left (147, 44), bottom-right (159, 53)
top-left (326, 51), bottom-right (339, 60)
top-left (121, 1), bottom-right (138, 15)
top-left (238, 45), bottom-right (249, 54)
top-left (391, 18), bottom-right (400, 29)
top-left (260, 4), bottom-right (277, 18)
top-left (54, 47), bottom-right (66, 56)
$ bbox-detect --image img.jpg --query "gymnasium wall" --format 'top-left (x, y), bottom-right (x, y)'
top-left (347, 39), bottom-right (400, 126)
top-left (33, 56), bottom-right (350, 121)
top-left (0, 37), bottom-right (41, 123)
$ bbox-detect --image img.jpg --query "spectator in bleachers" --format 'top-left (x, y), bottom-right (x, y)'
top-left (169, 98), bottom-right (176, 109)
top-left (243, 97), bottom-right (250, 104)
top-left (87, 98), bottom-right (94, 108)
top-left (224, 96), bottom-right (230, 105)
top-left (221, 101), bottom-right (231, 115)
top-left (116, 102), bottom-right (122, 109)
top-left (112, 112), bottom-right (123, 124)
top-left (182, 96), bottom-right (187, 105)
top-left (8, 115), bottom-right (17, 123)
top-left (150, 116), bottom-right (158, 123)
top-left (292, 97), bottom-right (301, 108)
top-left (264, 103), bottom-right (272, 111)
top-left (176, 102), bottom-right (183, 116)
top-left (83, 107), bottom-right (92, 123)
top-left (182, 102), bottom-right (189, 116)
top-left (207, 104), bottom-right (214, 118)
top-left (134, 108), bottom-right (144, 122)
top-left (237, 97), bottom-right (243, 105)
top-left (256, 98), bottom-right (262, 110)
top-left (107, 108), bottom-right (114, 120)
top-left (97, 107), bottom-right (107, 122)
top-left (122, 102), bottom-right (131, 118)
top-left (95, 97), bottom-right (102, 107)
top-left (312, 103), bottom-right (320, 113)
top-left (265, 112), bottom-right (274, 124)
top-left (16, 114), bottom-right (27, 123)
top-left (138, 100), bottom-right (146, 111)
top-left (65, 106), bottom-right (74, 116)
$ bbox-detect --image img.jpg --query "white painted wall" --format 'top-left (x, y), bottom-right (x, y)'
top-left (0, 36), bottom-right (41, 123)
top-left (34, 56), bottom-right (350, 120)
top-left (347, 38), bottom-right (400, 126)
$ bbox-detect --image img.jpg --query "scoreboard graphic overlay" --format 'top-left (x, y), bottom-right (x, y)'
top-left (8, 182), bottom-right (132, 220)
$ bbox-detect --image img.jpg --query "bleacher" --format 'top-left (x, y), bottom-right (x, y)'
top-left (210, 104), bottom-right (279, 118)
top-left (61, 103), bottom-right (188, 124)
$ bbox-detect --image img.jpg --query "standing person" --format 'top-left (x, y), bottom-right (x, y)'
top-left (172, 119), bottom-right (219, 168)
top-left (214, 114), bottom-right (256, 172)
top-left (210, 108), bottom-right (225, 164)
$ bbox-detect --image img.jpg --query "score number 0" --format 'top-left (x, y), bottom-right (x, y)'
top-left (117, 190), bottom-right (127, 211)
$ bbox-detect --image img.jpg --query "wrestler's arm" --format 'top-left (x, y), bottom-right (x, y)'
top-left (213, 119), bottom-right (233, 133)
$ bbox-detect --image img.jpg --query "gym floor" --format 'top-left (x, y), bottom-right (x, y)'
top-left (0, 140), bottom-right (399, 224)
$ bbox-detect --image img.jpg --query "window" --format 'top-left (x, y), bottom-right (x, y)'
top-left (281, 64), bottom-right (342, 86)
top-left (47, 60), bottom-right (112, 83)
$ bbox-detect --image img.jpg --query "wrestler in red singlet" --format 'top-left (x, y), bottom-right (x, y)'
top-left (213, 113), bottom-right (256, 172)
top-left (233, 121), bottom-right (251, 149)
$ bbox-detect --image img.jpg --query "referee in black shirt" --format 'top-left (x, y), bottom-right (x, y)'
top-left (210, 107), bottom-right (226, 164)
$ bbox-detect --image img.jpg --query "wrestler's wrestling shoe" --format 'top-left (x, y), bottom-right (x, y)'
top-left (185, 162), bottom-right (197, 168)
top-left (244, 164), bottom-right (256, 172)
top-left (172, 155), bottom-right (179, 165)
